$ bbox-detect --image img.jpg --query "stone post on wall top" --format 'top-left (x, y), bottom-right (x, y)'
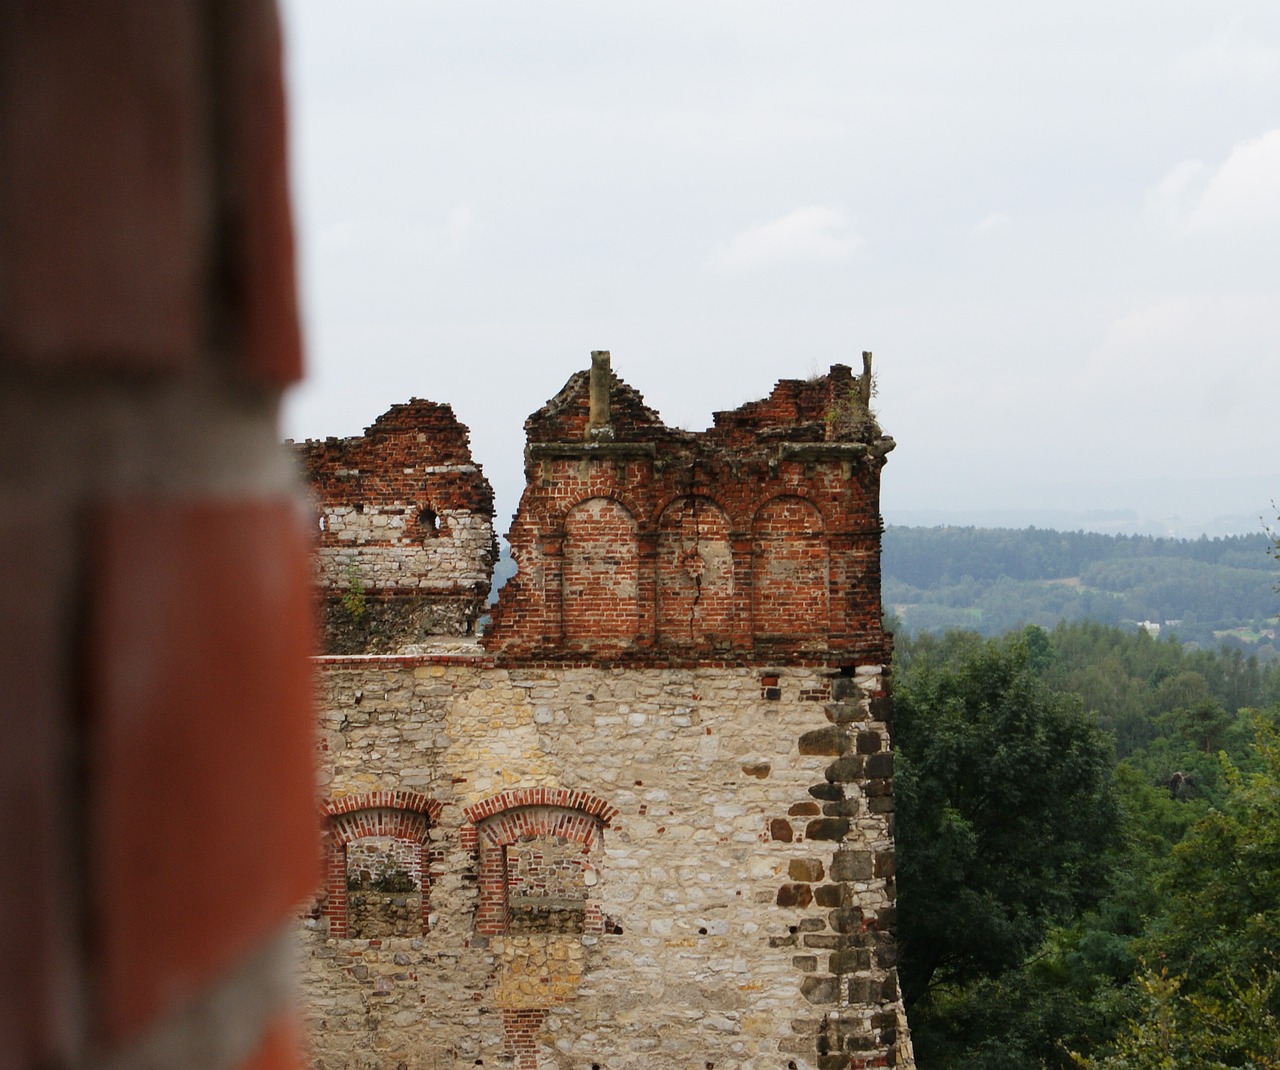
top-left (587, 351), bottom-right (614, 441)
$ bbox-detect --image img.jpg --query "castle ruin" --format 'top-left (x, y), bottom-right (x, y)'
top-left (293, 354), bottom-right (914, 1070)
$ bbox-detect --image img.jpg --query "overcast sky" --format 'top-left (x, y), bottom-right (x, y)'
top-left (279, 1), bottom-right (1279, 538)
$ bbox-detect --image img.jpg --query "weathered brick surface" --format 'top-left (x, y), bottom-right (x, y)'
top-left (2, 5), bottom-right (316, 1070)
top-left (486, 361), bottom-right (894, 661)
top-left (290, 400), bottom-right (497, 649)
top-left (0, 4), bottom-right (206, 371)
top-left (87, 500), bottom-right (318, 1040)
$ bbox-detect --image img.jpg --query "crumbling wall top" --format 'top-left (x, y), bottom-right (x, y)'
top-left (290, 399), bottom-right (497, 652)
top-left (487, 352), bottom-right (893, 665)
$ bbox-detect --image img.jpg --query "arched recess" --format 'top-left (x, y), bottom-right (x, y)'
top-left (323, 792), bottom-right (441, 939)
top-left (656, 495), bottom-right (734, 646)
top-left (751, 495), bottom-right (829, 642)
top-left (562, 497), bottom-right (639, 644)
top-left (464, 789), bottom-right (618, 936)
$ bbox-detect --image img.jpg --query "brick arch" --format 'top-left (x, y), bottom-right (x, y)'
top-left (464, 789), bottom-right (617, 936)
top-left (322, 792), bottom-right (441, 938)
top-left (751, 494), bottom-right (829, 642)
top-left (463, 788), bottom-right (618, 827)
top-left (655, 495), bottom-right (735, 647)
top-left (325, 790), bottom-right (442, 827)
top-left (748, 490), bottom-right (828, 532)
top-left (555, 489), bottom-right (648, 534)
top-left (561, 496), bottom-right (639, 644)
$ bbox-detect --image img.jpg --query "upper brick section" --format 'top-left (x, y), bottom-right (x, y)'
top-left (291, 400), bottom-right (497, 650)
top-left (486, 356), bottom-right (894, 664)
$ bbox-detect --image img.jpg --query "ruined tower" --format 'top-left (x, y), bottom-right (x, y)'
top-left (292, 399), bottom-right (498, 652)
top-left (298, 356), bottom-right (914, 1070)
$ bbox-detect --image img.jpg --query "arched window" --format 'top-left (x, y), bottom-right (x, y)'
top-left (751, 495), bottom-right (828, 641)
top-left (322, 792), bottom-right (441, 939)
top-left (656, 495), bottom-right (734, 646)
top-left (463, 789), bottom-right (617, 936)
top-left (562, 497), bottom-right (639, 643)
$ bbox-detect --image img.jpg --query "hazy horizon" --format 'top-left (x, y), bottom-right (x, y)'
top-left (278, 2), bottom-right (1278, 542)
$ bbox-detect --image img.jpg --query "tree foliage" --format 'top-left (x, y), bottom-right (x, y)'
top-left (894, 630), bottom-right (1121, 1016)
top-left (1071, 717), bottom-right (1280, 1068)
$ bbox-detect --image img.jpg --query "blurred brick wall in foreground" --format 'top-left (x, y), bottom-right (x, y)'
top-left (1, 4), bottom-right (317, 1070)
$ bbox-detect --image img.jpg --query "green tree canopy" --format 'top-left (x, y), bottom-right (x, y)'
top-left (895, 630), bottom-right (1121, 1013)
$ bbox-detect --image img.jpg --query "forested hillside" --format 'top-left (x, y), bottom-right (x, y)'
top-left (884, 526), bottom-right (1279, 654)
top-left (895, 622), bottom-right (1280, 1069)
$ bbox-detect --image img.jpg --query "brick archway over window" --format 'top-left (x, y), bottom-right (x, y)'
top-left (323, 792), bottom-right (442, 938)
top-left (561, 496), bottom-right (640, 644)
top-left (463, 790), bottom-right (618, 936)
top-left (751, 494), bottom-right (829, 642)
top-left (655, 494), bottom-right (735, 647)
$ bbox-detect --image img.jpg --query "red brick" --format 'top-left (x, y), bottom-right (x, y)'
top-left (0, 510), bottom-right (72, 1067)
top-left (486, 364), bottom-right (890, 664)
top-left (239, 1015), bottom-right (303, 1070)
top-left (86, 499), bottom-right (318, 1041)
top-left (0, 3), bottom-right (205, 371)
top-left (210, 0), bottom-right (303, 386)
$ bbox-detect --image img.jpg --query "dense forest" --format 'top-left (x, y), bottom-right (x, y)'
top-left (889, 518), bottom-right (1280, 1067)
top-left (884, 526), bottom-right (1279, 655)
top-left (894, 620), bottom-right (1280, 1068)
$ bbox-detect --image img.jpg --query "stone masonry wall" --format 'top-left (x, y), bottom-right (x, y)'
top-left (301, 655), bottom-right (909, 1070)
top-left (299, 356), bottom-right (915, 1069)
top-left (290, 399), bottom-right (497, 650)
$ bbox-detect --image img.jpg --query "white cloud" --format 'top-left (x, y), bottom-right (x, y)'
top-left (446, 204), bottom-right (473, 247)
top-left (318, 220), bottom-right (364, 250)
top-left (1146, 129), bottom-right (1280, 234)
top-left (1180, 20), bottom-right (1280, 84)
top-left (709, 206), bottom-right (860, 272)
top-left (1144, 159), bottom-right (1204, 227)
top-left (653, 107), bottom-right (846, 154)
top-left (1076, 295), bottom-right (1279, 443)
top-left (1187, 128), bottom-right (1280, 233)
top-left (972, 211), bottom-right (1011, 235)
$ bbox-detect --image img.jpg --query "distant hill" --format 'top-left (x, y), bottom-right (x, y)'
top-left (491, 526), bottom-right (1279, 656)
top-left (884, 525), bottom-right (1279, 656)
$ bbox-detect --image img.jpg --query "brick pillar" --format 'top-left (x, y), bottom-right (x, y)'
top-left (635, 529), bottom-right (659, 648)
top-left (827, 531), bottom-right (856, 645)
top-left (326, 839), bottom-right (349, 939)
top-left (0, 5), bottom-right (317, 1070)
top-left (475, 841), bottom-right (510, 935)
top-left (541, 532), bottom-right (565, 647)
top-left (729, 533), bottom-right (755, 647)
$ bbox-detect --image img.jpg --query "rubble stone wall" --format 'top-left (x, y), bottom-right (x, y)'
top-left (301, 656), bottom-right (908, 1070)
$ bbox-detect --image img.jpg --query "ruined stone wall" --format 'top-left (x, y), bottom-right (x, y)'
top-left (486, 361), bottom-right (894, 662)
top-left (299, 358), bottom-right (915, 1069)
top-left (301, 656), bottom-right (908, 1070)
top-left (290, 400), bottom-right (497, 650)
